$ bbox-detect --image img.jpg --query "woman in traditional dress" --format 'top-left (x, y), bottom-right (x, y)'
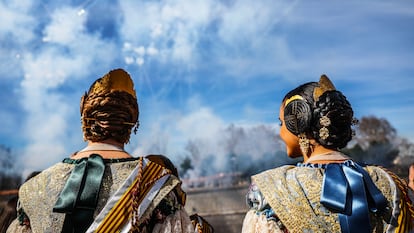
top-left (242, 75), bottom-right (413, 233)
top-left (6, 69), bottom-right (205, 233)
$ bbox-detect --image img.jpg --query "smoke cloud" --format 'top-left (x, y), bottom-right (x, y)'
top-left (0, 0), bottom-right (413, 177)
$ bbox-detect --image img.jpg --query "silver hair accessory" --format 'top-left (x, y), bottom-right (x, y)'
top-left (298, 133), bottom-right (310, 155)
top-left (351, 118), bottom-right (358, 137)
top-left (351, 117), bottom-right (359, 126)
top-left (319, 115), bottom-right (331, 140)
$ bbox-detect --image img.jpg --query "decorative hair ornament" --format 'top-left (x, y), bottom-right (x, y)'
top-left (319, 115), bottom-right (331, 140)
top-left (89, 69), bottom-right (136, 98)
top-left (80, 69), bottom-right (137, 115)
top-left (82, 117), bottom-right (137, 126)
top-left (350, 118), bottom-right (358, 137)
top-left (351, 117), bottom-right (359, 126)
top-left (298, 133), bottom-right (310, 156)
top-left (313, 74), bottom-right (336, 102)
top-left (284, 94), bottom-right (304, 107)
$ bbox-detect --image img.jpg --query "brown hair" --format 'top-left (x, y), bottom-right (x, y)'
top-left (0, 196), bottom-right (18, 233)
top-left (80, 69), bottom-right (139, 144)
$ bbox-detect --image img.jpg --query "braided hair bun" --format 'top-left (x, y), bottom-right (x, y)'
top-left (81, 69), bottom-right (139, 144)
top-left (311, 90), bottom-right (354, 149)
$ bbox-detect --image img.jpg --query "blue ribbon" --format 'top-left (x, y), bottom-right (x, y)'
top-left (320, 161), bottom-right (388, 233)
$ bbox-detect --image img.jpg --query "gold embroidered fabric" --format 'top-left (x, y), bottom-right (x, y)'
top-left (8, 160), bottom-right (138, 233)
top-left (242, 210), bottom-right (284, 233)
top-left (139, 175), bottom-right (182, 224)
top-left (7, 160), bottom-right (199, 233)
top-left (5, 221), bottom-right (31, 233)
top-left (251, 165), bottom-right (401, 233)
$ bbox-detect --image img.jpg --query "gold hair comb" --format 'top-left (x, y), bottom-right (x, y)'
top-left (80, 69), bottom-right (137, 115)
top-left (313, 74), bottom-right (336, 101)
top-left (89, 69), bottom-right (136, 98)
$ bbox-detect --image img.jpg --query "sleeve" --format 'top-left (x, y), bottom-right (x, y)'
top-left (241, 183), bottom-right (287, 233)
top-left (152, 208), bottom-right (194, 233)
top-left (141, 191), bottom-right (194, 233)
top-left (6, 200), bottom-right (32, 233)
top-left (242, 210), bottom-right (283, 233)
top-left (6, 220), bottom-right (32, 233)
top-left (145, 183), bottom-right (214, 233)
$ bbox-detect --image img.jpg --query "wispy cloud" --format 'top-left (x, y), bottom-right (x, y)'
top-left (0, 0), bottom-right (413, 175)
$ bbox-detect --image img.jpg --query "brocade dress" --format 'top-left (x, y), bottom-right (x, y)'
top-left (242, 153), bottom-right (413, 233)
top-left (6, 155), bottom-right (195, 233)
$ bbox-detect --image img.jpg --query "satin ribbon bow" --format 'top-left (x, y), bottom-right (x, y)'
top-left (320, 161), bottom-right (388, 233)
top-left (53, 154), bottom-right (105, 233)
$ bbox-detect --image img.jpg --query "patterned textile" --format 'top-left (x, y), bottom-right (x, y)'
top-left (8, 159), bottom-right (138, 233)
top-left (88, 158), bottom-right (172, 232)
top-left (244, 184), bottom-right (287, 232)
top-left (6, 158), bottom-right (196, 233)
top-left (242, 162), bottom-right (413, 233)
top-left (242, 210), bottom-right (285, 233)
top-left (190, 214), bottom-right (215, 233)
top-left (87, 157), bottom-right (190, 232)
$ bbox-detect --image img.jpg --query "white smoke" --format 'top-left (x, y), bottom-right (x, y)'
top-left (181, 122), bottom-right (292, 178)
top-left (0, 0), bottom-right (413, 177)
top-left (131, 103), bottom-right (291, 178)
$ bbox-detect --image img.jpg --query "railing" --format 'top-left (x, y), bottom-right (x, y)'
top-left (181, 172), bottom-right (248, 190)
top-left (0, 189), bottom-right (18, 196)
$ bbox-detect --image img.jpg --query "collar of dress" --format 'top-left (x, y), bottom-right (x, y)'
top-left (80, 142), bottom-right (124, 152)
top-left (305, 151), bottom-right (350, 164)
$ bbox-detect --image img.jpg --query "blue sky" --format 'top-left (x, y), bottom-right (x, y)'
top-left (1, 0), bottom-right (413, 175)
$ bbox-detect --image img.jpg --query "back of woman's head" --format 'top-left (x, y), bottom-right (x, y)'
top-left (80, 69), bottom-right (139, 144)
top-left (282, 75), bottom-right (354, 149)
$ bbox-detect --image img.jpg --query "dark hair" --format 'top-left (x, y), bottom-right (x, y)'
top-left (283, 82), bottom-right (318, 105)
top-left (311, 90), bottom-right (354, 149)
top-left (0, 196), bottom-right (18, 233)
top-left (283, 82), bottom-right (354, 149)
top-left (25, 171), bottom-right (41, 182)
top-left (283, 82), bottom-right (318, 135)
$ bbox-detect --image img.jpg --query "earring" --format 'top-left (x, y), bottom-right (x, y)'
top-left (298, 133), bottom-right (310, 156)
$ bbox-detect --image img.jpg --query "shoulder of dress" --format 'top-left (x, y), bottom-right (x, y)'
top-left (19, 163), bottom-right (70, 203)
top-left (363, 165), bottom-right (398, 185)
top-left (251, 165), bottom-right (298, 180)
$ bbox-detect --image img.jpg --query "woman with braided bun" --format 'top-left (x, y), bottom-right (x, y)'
top-left (242, 75), bottom-right (413, 233)
top-left (6, 69), bottom-right (208, 233)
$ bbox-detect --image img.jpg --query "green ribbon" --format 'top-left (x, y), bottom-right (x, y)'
top-left (53, 154), bottom-right (105, 233)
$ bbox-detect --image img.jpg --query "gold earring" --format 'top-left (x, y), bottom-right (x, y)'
top-left (298, 133), bottom-right (309, 155)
